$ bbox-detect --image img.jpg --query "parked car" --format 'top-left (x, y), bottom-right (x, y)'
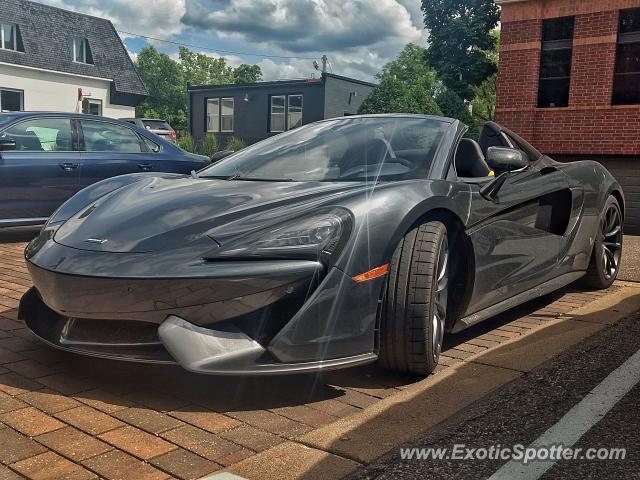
top-left (121, 118), bottom-right (177, 144)
top-left (0, 112), bottom-right (210, 227)
top-left (19, 115), bottom-right (623, 375)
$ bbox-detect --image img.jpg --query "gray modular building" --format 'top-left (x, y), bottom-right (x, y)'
top-left (187, 72), bottom-right (376, 146)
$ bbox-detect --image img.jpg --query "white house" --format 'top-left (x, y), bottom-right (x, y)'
top-left (0, 0), bottom-right (147, 118)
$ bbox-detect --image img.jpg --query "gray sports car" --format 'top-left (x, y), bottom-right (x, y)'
top-left (19, 115), bottom-right (623, 375)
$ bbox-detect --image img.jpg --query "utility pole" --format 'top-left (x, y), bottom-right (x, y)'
top-left (321, 54), bottom-right (328, 73)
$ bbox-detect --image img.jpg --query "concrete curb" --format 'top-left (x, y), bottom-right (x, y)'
top-left (215, 282), bottom-right (640, 480)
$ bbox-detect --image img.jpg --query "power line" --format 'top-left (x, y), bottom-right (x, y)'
top-left (117, 30), bottom-right (317, 60)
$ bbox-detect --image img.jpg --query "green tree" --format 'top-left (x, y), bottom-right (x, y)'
top-left (422, 0), bottom-right (500, 101)
top-left (358, 44), bottom-right (442, 115)
top-left (135, 46), bottom-right (186, 129)
top-left (436, 86), bottom-right (478, 137)
top-left (470, 30), bottom-right (499, 127)
top-left (179, 47), bottom-right (235, 85)
top-left (234, 64), bottom-right (262, 83)
top-left (136, 46), bottom-right (262, 131)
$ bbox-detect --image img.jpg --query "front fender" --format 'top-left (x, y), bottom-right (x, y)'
top-left (334, 180), bottom-right (472, 277)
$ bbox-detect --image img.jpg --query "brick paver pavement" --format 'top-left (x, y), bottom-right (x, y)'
top-left (0, 229), bottom-right (612, 479)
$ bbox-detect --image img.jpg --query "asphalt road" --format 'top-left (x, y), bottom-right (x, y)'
top-left (349, 311), bottom-right (640, 480)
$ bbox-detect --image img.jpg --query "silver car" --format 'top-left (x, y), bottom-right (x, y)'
top-left (120, 118), bottom-right (176, 144)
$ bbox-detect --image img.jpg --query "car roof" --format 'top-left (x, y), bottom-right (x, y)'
top-left (0, 111), bottom-right (125, 121)
top-left (0, 112), bottom-right (178, 147)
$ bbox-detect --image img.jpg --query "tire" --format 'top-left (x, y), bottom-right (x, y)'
top-left (583, 195), bottom-right (623, 290)
top-left (378, 221), bottom-right (449, 375)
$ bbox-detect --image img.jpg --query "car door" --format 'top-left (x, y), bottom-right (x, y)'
top-left (463, 146), bottom-right (574, 317)
top-left (0, 116), bottom-right (80, 224)
top-left (77, 119), bottom-right (157, 189)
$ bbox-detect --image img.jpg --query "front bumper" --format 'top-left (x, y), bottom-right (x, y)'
top-left (21, 241), bottom-right (383, 374)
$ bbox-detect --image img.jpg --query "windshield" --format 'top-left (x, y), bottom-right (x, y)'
top-left (199, 116), bottom-right (449, 182)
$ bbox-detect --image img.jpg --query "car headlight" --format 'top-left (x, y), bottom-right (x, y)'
top-left (208, 209), bottom-right (352, 262)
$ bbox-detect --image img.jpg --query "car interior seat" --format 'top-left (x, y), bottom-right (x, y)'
top-left (455, 138), bottom-right (491, 178)
top-left (55, 130), bottom-right (72, 151)
top-left (15, 131), bottom-right (44, 151)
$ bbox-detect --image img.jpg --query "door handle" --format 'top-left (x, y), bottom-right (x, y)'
top-left (59, 162), bottom-right (79, 171)
top-left (138, 163), bottom-right (153, 171)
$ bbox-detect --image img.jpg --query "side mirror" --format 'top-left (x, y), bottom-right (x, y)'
top-left (0, 139), bottom-right (16, 151)
top-left (486, 147), bottom-right (528, 172)
top-left (211, 149), bottom-right (234, 163)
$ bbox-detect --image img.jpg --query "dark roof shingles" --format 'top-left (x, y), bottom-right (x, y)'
top-left (0, 0), bottom-right (147, 98)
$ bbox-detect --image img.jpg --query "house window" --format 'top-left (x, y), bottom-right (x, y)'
top-left (206, 97), bottom-right (234, 132)
top-left (82, 98), bottom-right (102, 116)
top-left (288, 95), bottom-right (303, 130)
top-left (270, 95), bottom-right (286, 132)
top-left (270, 94), bottom-right (303, 132)
top-left (1, 23), bottom-right (17, 51)
top-left (613, 8), bottom-right (640, 105)
top-left (206, 98), bottom-right (219, 132)
top-left (221, 97), bottom-right (234, 132)
top-left (538, 16), bottom-right (575, 108)
top-left (0, 88), bottom-right (23, 112)
top-left (73, 38), bottom-right (93, 64)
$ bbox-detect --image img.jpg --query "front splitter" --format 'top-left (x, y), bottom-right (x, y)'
top-left (20, 288), bottom-right (377, 375)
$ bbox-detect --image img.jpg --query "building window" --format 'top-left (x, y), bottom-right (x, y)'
top-left (206, 97), bottom-right (234, 132)
top-left (73, 38), bottom-right (93, 64)
top-left (538, 16), bottom-right (574, 108)
top-left (1, 23), bottom-right (18, 51)
top-left (270, 95), bottom-right (286, 132)
top-left (206, 98), bottom-right (219, 132)
top-left (288, 95), bottom-right (303, 130)
top-left (0, 88), bottom-right (23, 112)
top-left (221, 97), bottom-right (234, 132)
top-left (613, 8), bottom-right (640, 105)
top-left (270, 94), bottom-right (303, 132)
top-left (82, 98), bottom-right (102, 116)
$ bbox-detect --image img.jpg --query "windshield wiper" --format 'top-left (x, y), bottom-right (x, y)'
top-left (229, 176), bottom-right (297, 182)
top-left (199, 173), bottom-right (296, 181)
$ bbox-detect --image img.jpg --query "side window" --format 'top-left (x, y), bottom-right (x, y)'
top-left (81, 121), bottom-right (143, 153)
top-left (141, 135), bottom-right (160, 153)
top-left (0, 117), bottom-right (73, 151)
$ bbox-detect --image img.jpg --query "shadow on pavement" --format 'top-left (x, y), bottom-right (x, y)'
top-left (0, 285), bottom-right (581, 416)
top-left (307, 288), bottom-right (640, 480)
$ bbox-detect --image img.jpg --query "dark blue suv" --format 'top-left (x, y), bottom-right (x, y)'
top-left (0, 112), bottom-right (210, 227)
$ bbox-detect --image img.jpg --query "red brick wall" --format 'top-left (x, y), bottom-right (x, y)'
top-left (495, 0), bottom-right (640, 157)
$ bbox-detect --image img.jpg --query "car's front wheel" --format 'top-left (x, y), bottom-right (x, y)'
top-left (378, 221), bottom-right (448, 375)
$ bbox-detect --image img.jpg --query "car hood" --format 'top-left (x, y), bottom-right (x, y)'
top-left (53, 175), bottom-right (367, 253)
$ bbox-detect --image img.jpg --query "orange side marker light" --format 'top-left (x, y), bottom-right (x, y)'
top-left (352, 264), bottom-right (390, 282)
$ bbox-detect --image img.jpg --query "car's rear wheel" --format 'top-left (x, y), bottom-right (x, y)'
top-left (583, 195), bottom-right (623, 289)
top-left (378, 221), bottom-right (448, 375)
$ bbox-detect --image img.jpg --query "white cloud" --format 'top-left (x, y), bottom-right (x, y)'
top-left (37, 0), bottom-right (425, 82)
top-left (38, 0), bottom-right (186, 39)
top-left (181, 0), bottom-right (423, 81)
top-left (126, 48), bottom-right (138, 63)
top-left (183, 0), bottom-right (422, 53)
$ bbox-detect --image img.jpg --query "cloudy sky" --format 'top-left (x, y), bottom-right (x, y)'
top-left (38, 0), bottom-right (427, 82)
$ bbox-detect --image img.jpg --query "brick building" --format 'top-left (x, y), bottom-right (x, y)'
top-left (495, 0), bottom-right (640, 231)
